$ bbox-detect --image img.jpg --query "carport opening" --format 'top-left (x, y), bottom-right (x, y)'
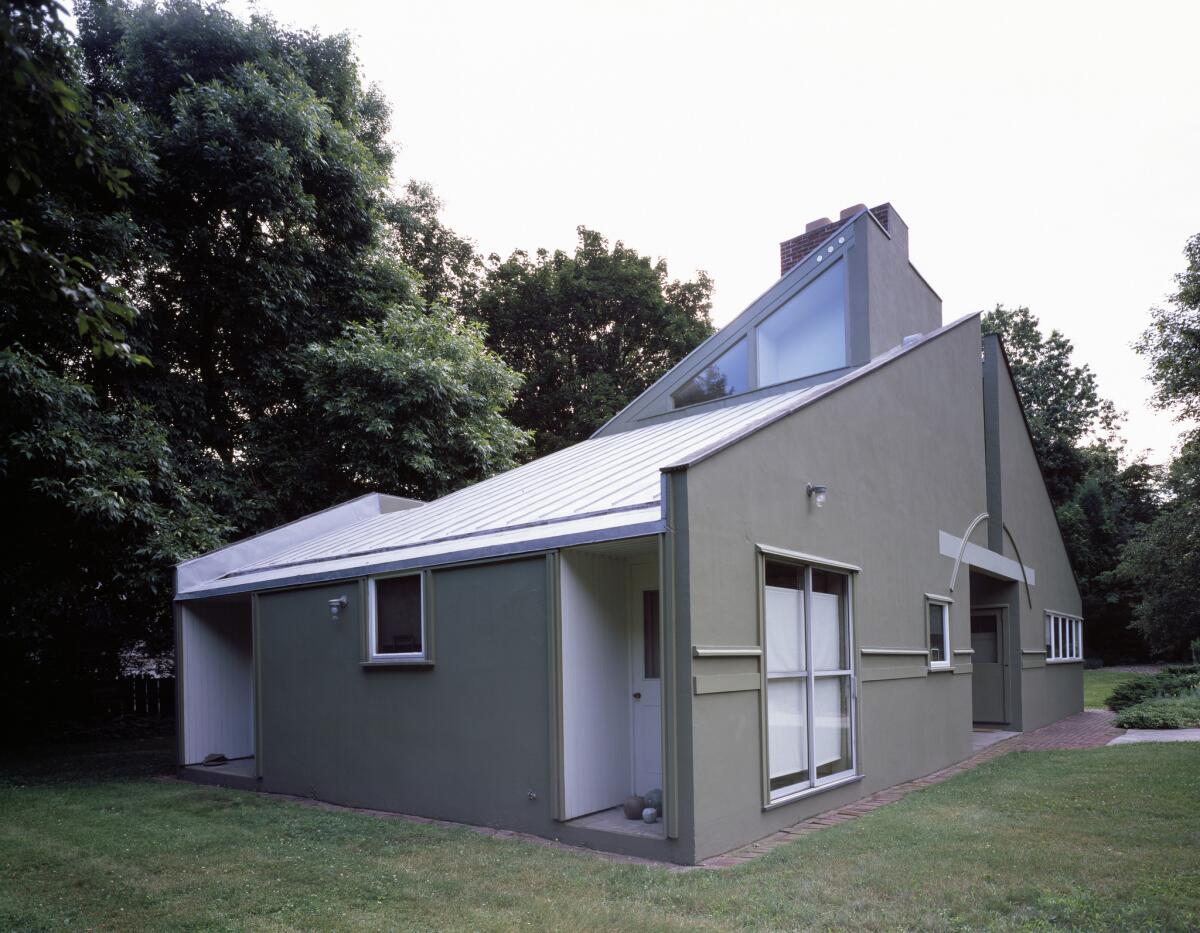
top-left (559, 536), bottom-right (665, 838)
top-left (180, 594), bottom-right (255, 772)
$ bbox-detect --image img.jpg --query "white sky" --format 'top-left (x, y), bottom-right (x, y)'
top-left (225, 0), bottom-right (1198, 462)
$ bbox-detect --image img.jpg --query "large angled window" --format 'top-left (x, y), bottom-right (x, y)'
top-left (757, 260), bottom-right (847, 387)
top-left (671, 338), bottom-right (749, 408)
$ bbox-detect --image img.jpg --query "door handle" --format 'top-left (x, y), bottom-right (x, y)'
top-left (632, 692), bottom-right (642, 700)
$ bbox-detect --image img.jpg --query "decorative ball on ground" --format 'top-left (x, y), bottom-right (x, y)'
top-left (644, 787), bottom-right (663, 816)
top-left (622, 794), bottom-right (646, 820)
top-left (642, 807), bottom-right (658, 823)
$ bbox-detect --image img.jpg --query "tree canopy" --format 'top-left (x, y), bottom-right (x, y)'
top-left (983, 305), bottom-right (1159, 660)
top-left (1119, 234), bottom-right (1200, 657)
top-left (0, 0), bottom-right (531, 733)
top-left (470, 227), bottom-right (715, 457)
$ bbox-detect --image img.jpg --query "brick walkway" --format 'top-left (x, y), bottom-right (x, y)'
top-left (700, 710), bottom-right (1122, 869)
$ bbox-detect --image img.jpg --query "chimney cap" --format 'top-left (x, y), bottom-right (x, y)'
top-left (840, 203), bottom-right (867, 220)
top-left (805, 216), bottom-right (833, 233)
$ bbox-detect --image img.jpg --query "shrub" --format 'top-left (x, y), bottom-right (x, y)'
top-left (1106, 666), bottom-right (1200, 712)
top-left (1113, 694), bottom-right (1200, 729)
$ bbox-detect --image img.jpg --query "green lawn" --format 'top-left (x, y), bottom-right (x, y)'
top-left (1083, 669), bottom-right (1144, 709)
top-left (1, 738), bottom-right (1198, 931)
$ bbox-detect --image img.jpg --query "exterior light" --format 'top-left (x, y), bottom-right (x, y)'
top-left (807, 483), bottom-right (828, 508)
top-left (328, 595), bottom-right (347, 622)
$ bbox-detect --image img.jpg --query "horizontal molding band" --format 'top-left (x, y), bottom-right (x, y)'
top-left (860, 647), bottom-right (929, 657)
top-left (692, 645), bottom-right (762, 658)
top-left (694, 673), bottom-right (762, 695)
top-left (1021, 649), bottom-right (1047, 655)
top-left (860, 666), bottom-right (928, 682)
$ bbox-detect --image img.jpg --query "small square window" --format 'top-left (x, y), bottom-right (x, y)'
top-left (371, 575), bottom-right (424, 660)
top-left (927, 601), bottom-right (950, 667)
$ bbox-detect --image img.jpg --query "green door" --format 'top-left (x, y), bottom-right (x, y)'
top-left (971, 610), bottom-right (1006, 724)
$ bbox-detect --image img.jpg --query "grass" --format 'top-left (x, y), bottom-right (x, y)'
top-left (1, 737), bottom-right (1198, 930)
top-left (1083, 669), bottom-right (1143, 709)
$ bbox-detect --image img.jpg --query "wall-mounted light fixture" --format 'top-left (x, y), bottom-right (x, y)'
top-left (328, 595), bottom-right (348, 622)
top-left (806, 483), bottom-right (828, 508)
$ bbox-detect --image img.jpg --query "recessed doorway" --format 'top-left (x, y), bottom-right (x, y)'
top-left (971, 608), bottom-right (1007, 724)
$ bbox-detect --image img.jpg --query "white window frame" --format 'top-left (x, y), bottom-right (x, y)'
top-left (760, 548), bottom-right (859, 807)
top-left (925, 595), bottom-right (952, 669)
top-left (368, 573), bottom-right (426, 662)
top-left (1045, 611), bottom-right (1083, 663)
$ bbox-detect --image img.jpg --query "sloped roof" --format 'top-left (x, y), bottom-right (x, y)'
top-left (177, 314), bottom-right (977, 599)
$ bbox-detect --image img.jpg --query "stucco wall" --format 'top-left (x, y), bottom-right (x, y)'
top-left (249, 554), bottom-right (693, 863)
top-left (862, 215), bottom-right (942, 358)
top-left (993, 359), bottom-right (1084, 730)
top-left (256, 560), bottom-right (555, 831)
top-left (681, 316), bottom-right (987, 861)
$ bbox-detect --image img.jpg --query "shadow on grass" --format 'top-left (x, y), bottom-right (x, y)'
top-left (0, 718), bottom-right (176, 786)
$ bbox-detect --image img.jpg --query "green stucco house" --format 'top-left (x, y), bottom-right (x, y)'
top-left (174, 203), bottom-right (1084, 865)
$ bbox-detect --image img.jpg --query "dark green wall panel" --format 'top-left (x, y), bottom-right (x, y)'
top-left (257, 558), bottom-right (554, 832)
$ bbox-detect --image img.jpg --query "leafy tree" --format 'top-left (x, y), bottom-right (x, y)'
top-left (0, 348), bottom-right (225, 735)
top-left (387, 180), bottom-right (482, 309)
top-left (1137, 234), bottom-right (1200, 421)
top-left (1, 0), bottom-right (142, 362)
top-left (243, 295), bottom-right (528, 525)
top-left (1119, 234), bottom-right (1200, 657)
top-left (471, 227), bottom-right (715, 457)
top-left (1, 0), bottom-right (530, 732)
top-left (1117, 440), bottom-right (1200, 657)
top-left (69, 0), bottom-right (527, 532)
top-left (76, 0), bottom-right (400, 472)
top-left (983, 305), bottom-right (1158, 660)
top-left (983, 305), bottom-right (1120, 506)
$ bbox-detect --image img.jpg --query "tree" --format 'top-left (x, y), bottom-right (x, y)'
top-left (1, 0), bottom-right (143, 362)
top-left (983, 305), bottom-right (1159, 660)
top-left (471, 227), bottom-right (715, 457)
top-left (1137, 233), bottom-right (1200, 421)
top-left (0, 347), bottom-right (225, 736)
top-left (1119, 234), bottom-right (1200, 657)
top-left (982, 305), bottom-right (1120, 506)
top-left (387, 180), bottom-right (482, 309)
top-left (67, 0), bottom-right (527, 532)
top-left (0, 0), bottom-right (530, 731)
top-left (244, 295), bottom-right (529, 524)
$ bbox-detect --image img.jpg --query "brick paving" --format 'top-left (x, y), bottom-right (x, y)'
top-left (699, 710), bottom-right (1123, 869)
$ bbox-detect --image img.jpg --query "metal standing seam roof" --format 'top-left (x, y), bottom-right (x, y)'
top-left (229, 380), bottom-right (830, 574)
top-left (179, 314), bottom-right (976, 598)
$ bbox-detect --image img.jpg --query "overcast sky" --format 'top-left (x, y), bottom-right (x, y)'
top-left (224, 0), bottom-right (1198, 462)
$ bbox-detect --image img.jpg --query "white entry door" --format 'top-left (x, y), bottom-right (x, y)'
top-left (629, 561), bottom-right (662, 797)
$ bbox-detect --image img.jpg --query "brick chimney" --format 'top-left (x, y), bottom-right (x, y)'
top-left (779, 203), bottom-right (895, 277)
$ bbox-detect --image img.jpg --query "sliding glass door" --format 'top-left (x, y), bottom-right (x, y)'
top-left (764, 558), bottom-right (855, 802)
